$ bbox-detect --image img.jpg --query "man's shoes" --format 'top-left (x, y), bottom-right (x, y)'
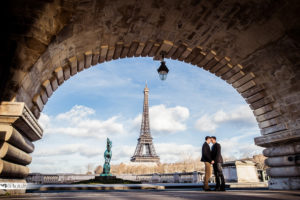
top-left (213, 187), bottom-right (225, 191)
top-left (204, 188), bottom-right (212, 191)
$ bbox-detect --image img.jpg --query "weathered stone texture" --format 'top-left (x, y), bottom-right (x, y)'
top-left (0, 125), bottom-right (34, 153)
top-left (42, 80), bottom-right (53, 98)
top-left (0, 142), bottom-right (32, 165)
top-left (266, 155), bottom-right (300, 167)
top-left (0, 102), bottom-right (43, 181)
top-left (8, 0), bottom-right (300, 150)
top-left (263, 142), bottom-right (300, 157)
top-left (54, 67), bottom-right (64, 85)
top-left (255, 129), bottom-right (300, 147)
top-left (68, 57), bottom-right (78, 76)
top-left (267, 166), bottom-right (300, 177)
top-left (269, 177), bottom-right (300, 190)
top-left (84, 51), bottom-right (92, 69)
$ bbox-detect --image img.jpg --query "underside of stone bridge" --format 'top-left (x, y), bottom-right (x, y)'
top-left (0, 0), bottom-right (299, 191)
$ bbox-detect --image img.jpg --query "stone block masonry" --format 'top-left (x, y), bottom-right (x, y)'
top-left (0, 102), bottom-right (43, 194)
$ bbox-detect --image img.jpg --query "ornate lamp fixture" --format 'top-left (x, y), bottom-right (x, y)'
top-left (157, 51), bottom-right (169, 81)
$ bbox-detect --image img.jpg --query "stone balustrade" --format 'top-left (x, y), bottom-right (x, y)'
top-left (118, 172), bottom-right (205, 184)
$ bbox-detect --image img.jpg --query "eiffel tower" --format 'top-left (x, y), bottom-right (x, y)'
top-left (131, 83), bottom-right (160, 163)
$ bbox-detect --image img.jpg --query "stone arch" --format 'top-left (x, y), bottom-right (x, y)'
top-left (25, 40), bottom-right (279, 139)
top-left (1, 0), bottom-right (300, 190)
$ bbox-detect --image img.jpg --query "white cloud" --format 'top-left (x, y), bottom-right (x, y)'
top-left (30, 156), bottom-right (96, 174)
top-left (194, 105), bottom-right (257, 133)
top-left (112, 145), bottom-right (136, 163)
top-left (39, 104), bottom-right (189, 139)
top-left (35, 104), bottom-right (261, 172)
top-left (39, 105), bottom-right (126, 139)
top-left (156, 143), bottom-right (200, 163)
top-left (70, 65), bottom-right (137, 90)
top-left (111, 143), bottom-right (201, 164)
top-left (38, 112), bottom-right (51, 130)
top-left (194, 115), bottom-right (217, 132)
top-left (219, 132), bottom-right (264, 159)
top-left (56, 105), bottom-right (95, 122)
top-left (35, 104), bottom-right (192, 170)
top-left (133, 104), bottom-right (189, 134)
top-left (34, 143), bottom-right (101, 158)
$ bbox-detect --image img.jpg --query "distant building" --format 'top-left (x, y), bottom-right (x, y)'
top-left (222, 160), bottom-right (260, 183)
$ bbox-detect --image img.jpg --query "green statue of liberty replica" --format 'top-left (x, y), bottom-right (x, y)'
top-left (101, 138), bottom-right (112, 176)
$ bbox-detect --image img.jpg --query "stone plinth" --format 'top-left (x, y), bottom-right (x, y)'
top-left (0, 102), bottom-right (43, 141)
top-left (223, 161), bottom-right (259, 183)
top-left (258, 139), bottom-right (300, 190)
top-left (0, 101), bottom-right (43, 194)
top-left (95, 175), bottom-right (117, 182)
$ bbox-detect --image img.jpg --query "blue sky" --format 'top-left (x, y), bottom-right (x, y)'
top-left (30, 57), bottom-right (263, 173)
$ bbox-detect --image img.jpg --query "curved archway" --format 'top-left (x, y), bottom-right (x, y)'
top-left (13, 39), bottom-right (297, 189)
top-left (31, 57), bottom-right (263, 174)
top-left (1, 0), bottom-right (300, 190)
top-left (18, 40), bottom-right (275, 134)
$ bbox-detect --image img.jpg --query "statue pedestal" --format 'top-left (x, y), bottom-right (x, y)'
top-left (100, 173), bottom-right (113, 177)
top-left (95, 175), bottom-right (117, 182)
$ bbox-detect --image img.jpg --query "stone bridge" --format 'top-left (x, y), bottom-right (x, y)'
top-left (0, 0), bottom-right (299, 190)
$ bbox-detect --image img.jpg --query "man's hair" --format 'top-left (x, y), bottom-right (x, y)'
top-left (211, 136), bottom-right (216, 140)
top-left (205, 136), bottom-right (211, 141)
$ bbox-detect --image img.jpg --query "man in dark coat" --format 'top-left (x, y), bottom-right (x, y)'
top-left (211, 136), bottom-right (225, 191)
top-left (201, 136), bottom-right (212, 191)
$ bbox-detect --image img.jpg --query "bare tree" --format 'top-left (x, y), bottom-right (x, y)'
top-left (94, 165), bottom-right (103, 174)
top-left (86, 163), bottom-right (94, 174)
top-left (253, 154), bottom-right (267, 170)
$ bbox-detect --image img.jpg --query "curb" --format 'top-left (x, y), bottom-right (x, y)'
top-left (27, 184), bottom-right (165, 192)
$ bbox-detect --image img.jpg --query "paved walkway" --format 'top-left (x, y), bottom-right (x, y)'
top-left (26, 182), bottom-right (268, 192)
top-left (2, 190), bottom-right (300, 200)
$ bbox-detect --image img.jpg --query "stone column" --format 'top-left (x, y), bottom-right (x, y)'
top-left (173, 173), bottom-right (180, 183)
top-left (192, 171), bottom-right (199, 183)
top-left (255, 129), bottom-right (300, 190)
top-left (0, 101), bottom-right (43, 194)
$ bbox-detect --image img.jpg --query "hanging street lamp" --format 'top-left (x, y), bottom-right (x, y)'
top-left (157, 51), bottom-right (169, 81)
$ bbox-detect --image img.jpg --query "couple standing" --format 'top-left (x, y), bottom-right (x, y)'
top-left (201, 136), bottom-right (225, 191)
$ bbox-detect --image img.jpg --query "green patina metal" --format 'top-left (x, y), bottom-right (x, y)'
top-left (101, 138), bottom-right (112, 176)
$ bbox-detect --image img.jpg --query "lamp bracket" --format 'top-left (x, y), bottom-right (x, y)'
top-left (160, 51), bottom-right (166, 60)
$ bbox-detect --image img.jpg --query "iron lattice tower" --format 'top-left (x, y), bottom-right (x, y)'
top-left (131, 83), bottom-right (160, 163)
